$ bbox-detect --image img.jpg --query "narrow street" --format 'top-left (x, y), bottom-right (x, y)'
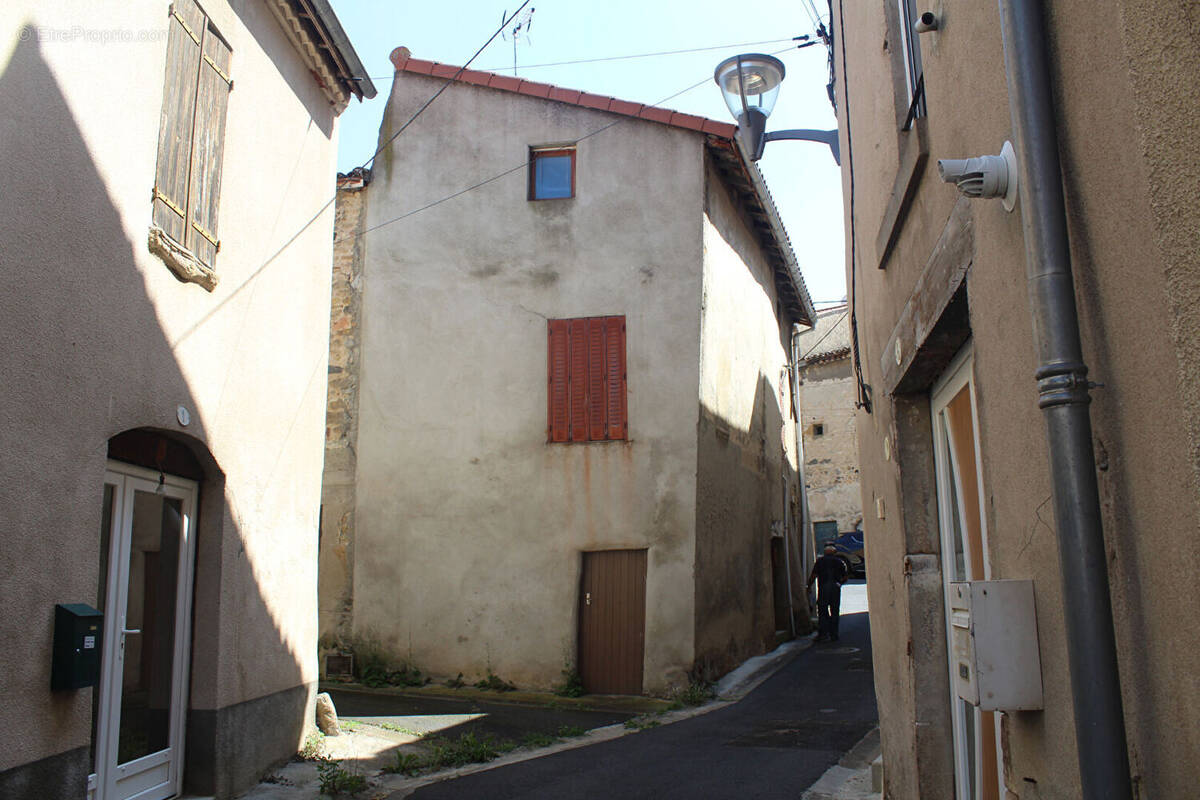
top-left (396, 585), bottom-right (875, 800)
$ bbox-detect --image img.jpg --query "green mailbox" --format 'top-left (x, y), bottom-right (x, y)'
top-left (52, 603), bottom-right (103, 690)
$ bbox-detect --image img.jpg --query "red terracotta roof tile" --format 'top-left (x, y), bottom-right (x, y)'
top-left (388, 56), bottom-right (733, 140)
top-left (701, 119), bottom-right (738, 137)
top-left (577, 92), bottom-right (613, 111)
top-left (548, 87), bottom-right (582, 104)
top-left (487, 74), bottom-right (522, 93)
top-left (638, 106), bottom-right (673, 125)
top-left (517, 80), bottom-right (552, 99)
top-left (668, 112), bottom-right (707, 133)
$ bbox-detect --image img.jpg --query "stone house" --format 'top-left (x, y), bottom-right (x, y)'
top-left (832, 1), bottom-right (1200, 797)
top-left (0, 3), bottom-right (372, 798)
top-left (319, 49), bottom-right (817, 696)
top-left (795, 307), bottom-right (863, 555)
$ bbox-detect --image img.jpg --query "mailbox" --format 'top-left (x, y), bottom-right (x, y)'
top-left (51, 603), bottom-right (103, 690)
top-left (949, 580), bottom-right (1043, 711)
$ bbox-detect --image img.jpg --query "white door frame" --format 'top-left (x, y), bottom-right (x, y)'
top-left (89, 461), bottom-right (198, 800)
top-left (930, 344), bottom-right (1004, 800)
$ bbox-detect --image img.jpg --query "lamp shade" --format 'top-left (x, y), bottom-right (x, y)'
top-left (713, 53), bottom-right (786, 123)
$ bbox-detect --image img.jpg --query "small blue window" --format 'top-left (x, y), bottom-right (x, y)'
top-left (530, 148), bottom-right (575, 200)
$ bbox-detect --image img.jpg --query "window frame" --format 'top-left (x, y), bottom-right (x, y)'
top-left (547, 315), bottom-right (627, 443)
top-left (149, 0), bottom-right (232, 290)
top-left (895, 0), bottom-right (926, 126)
top-left (528, 146), bottom-right (576, 201)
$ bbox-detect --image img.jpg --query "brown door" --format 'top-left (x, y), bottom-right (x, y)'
top-left (578, 550), bottom-right (647, 695)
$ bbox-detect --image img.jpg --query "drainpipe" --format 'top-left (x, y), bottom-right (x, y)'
top-left (998, 2), bottom-right (1132, 797)
top-left (790, 326), bottom-right (815, 609)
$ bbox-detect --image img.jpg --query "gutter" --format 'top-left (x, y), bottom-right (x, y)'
top-left (998, 2), bottom-right (1132, 796)
top-left (300, 0), bottom-right (377, 99)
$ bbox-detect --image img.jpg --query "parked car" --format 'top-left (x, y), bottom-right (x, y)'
top-left (830, 530), bottom-right (865, 578)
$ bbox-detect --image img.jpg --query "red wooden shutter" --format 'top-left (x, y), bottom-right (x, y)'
top-left (152, 0), bottom-right (205, 246)
top-left (605, 317), bottom-right (627, 439)
top-left (186, 25), bottom-right (232, 266)
top-left (587, 319), bottom-right (608, 440)
top-left (568, 319), bottom-right (589, 442)
top-left (548, 321), bottom-right (569, 442)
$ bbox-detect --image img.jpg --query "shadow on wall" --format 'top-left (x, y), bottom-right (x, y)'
top-left (0, 30), bottom-right (306, 799)
top-left (694, 371), bottom-right (810, 681)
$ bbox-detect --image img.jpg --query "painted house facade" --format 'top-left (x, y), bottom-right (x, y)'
top-left (832, 0), bottom-right (1200, 797)
top-left (795, 308), bottom-right (863, 551)
top-left (0, 3), bottom-right (372, 798)
top-left (319, 49), bottom-right (816, 695)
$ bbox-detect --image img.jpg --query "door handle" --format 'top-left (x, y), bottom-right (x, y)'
top-left (585, 592), bottom-right (591, 606)
top-left (122, 629), bottom-right (141, 636)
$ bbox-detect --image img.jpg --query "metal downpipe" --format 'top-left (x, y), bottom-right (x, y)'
top-left (998, 1), bottom-right (1132, 797)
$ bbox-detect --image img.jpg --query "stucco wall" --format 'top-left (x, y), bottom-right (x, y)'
top-left (798, 356), bottom-right (862, 534)
top-left (320, 180), bottom-right (368, 645)
top-left (1, 2), bottom-right (338, 793)
top-left (353, 72), bottom-right (705, 693)
top-left (836, 0), bottom-right (1200, 797)
top-left (694, 158), bottom-right (806, 675)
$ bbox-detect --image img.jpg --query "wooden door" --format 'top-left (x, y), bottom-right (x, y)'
top-left (578, 550), bottom-right (647, 695)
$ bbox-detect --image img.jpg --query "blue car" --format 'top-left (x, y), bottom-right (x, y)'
top-left (828, 530), bottom-right (865, 578)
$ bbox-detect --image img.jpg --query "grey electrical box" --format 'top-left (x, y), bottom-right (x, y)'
top-left (51, 603), bottom-right (103, 691)
top-left (949, 580), bottom-right (1043, 711)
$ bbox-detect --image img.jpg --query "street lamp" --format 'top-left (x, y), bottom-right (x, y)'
top-left (713, 53), bottom-right (840, 165)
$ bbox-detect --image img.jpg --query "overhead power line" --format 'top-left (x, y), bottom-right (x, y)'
top-left (359, 0), bottom-right (531, 171)
top-left (366, 36), bottom-right (811, 80)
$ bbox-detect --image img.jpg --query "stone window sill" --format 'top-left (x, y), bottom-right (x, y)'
top-left (148, 226), bottom-right (219, 292)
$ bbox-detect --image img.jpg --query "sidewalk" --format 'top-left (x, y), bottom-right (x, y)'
top-left (235, 640), bottom-right (812, 800)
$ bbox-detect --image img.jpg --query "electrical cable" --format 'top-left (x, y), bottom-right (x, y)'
top-left (837, 0), bottom-right (871, 413)
top-left (800, 310), bottom-right (849, 360)
top-left (356, 44), bottom-right (801, 240)
top-left (359, 0), bottom-right (530, 172)
top-left (365, 37), bottom-right (810, 79)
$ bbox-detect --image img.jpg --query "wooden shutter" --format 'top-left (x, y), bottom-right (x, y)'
top-left (548, 320), bottom-right (570, 442)
top-left (586, 319), bottom-right (607, 440)
top-left (152, 0), bottom-right (205, 246)
top-left (186, 25), bottom-right (232, 266)
top-left (605, 316), bottom-right (627, 439)
top-left (568, 319), bottom-right (589, 442)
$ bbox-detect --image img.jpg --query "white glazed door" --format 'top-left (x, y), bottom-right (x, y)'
top-left (89, 463), bottom-right (197, 800)
top-left (931, 346), bottom-right (1003, 800)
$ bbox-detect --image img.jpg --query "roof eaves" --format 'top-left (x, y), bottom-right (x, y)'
top-left (298, 0), bottom-right (377, 99)
top-left (389, 49), bottom-right (737, 139)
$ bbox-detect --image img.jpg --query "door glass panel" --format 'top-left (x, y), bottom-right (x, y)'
top-left (91, 483), bottom-right (115, 773)
top-left (940, 418), bottom-right (968, 582)
top-left (117, 492), bottom-right (182, 764)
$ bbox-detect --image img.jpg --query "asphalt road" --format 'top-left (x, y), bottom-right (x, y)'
top-left (402, 599), bottom-right (876, 800)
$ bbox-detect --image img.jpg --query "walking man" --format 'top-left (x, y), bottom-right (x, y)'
top-left (807, 542), bottom-right (849, 642)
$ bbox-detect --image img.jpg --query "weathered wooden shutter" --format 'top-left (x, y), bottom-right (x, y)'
top-left (568, 319), bottom-right (589, 442)
top-left (186, 25), bottom-right (232, 266)
top-left (605, 317), bottom-right (627, 439)
top-left (548, 320), bottom-right (570, 442)
top-left (152, 0), bottom-right (205, 246)
top-left (586, 319), bottom-right (608, 440)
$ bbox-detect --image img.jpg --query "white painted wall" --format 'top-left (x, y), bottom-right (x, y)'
top-left (354, 73), bottom-right (706, 692)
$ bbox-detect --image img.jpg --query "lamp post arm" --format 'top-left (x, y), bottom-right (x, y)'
top-left (764, 128), bottom-right (841, 165)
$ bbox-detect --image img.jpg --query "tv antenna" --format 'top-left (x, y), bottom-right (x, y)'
top-left (501, 7), bottom-right (535, 75)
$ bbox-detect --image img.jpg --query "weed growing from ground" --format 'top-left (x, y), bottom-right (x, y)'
top-left (382, 752), bottom-right (424, 777)
top-left (557, 725), bottom-right (586, 737)
top-left (368, 720), bottom-right (422, 737)
top-left (552, 666), bottom-right (585, 697)
top-left (298, 731), bottom-right (325, 761)
top-left (624, 716), bottom-right (661, 731)
top-left (314, 757), bottom-right (367, 796)
top-left (445, 672), bottom-right (466, 688)
top-left (521, 731), bottom-right (557, 748)
top-left (474, 671), bottom-right (517, 692)
top-left (667, 680), bottom-right (715, 709)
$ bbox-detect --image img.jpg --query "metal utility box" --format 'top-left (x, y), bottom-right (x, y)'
top-left (949, 580), bottom-right (1043, 711)
top-left (51, 603), bottom-right (103, 690)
